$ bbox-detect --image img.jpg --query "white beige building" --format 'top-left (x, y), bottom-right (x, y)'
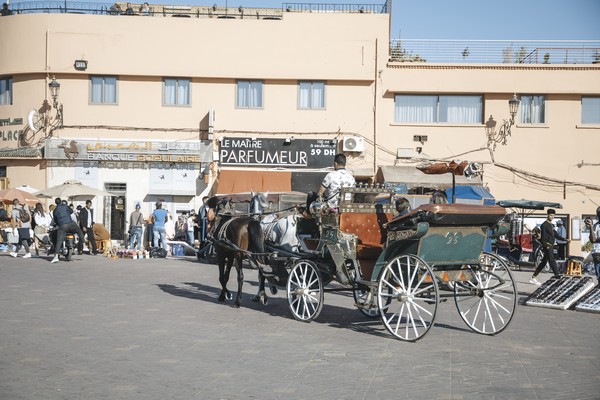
top-left (1, 2), bottom-right (599, 253)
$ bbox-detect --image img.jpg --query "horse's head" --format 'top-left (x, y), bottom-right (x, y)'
top-left (250, 191), bottom-right (270, 214)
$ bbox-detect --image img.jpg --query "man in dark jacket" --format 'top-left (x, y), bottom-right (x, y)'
top-left (79, 199), bottom-right (98, 255)
top-left (51, 197), bottom-right (84, 263)
top-left (529, 208), bottom-right (569, 285)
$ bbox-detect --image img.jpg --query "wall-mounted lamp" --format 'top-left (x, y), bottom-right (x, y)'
top-left (74, 59), bottom-right (88, 71)
top-left (485, 94), bottom-right (521, 154)
top-left (48, 76), bottom-right (63, 130)
top-left (284, 136), bottom-right (294, 144)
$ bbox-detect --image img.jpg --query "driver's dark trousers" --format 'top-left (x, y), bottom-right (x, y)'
top-left (533, 245), bottom-right (560, 278)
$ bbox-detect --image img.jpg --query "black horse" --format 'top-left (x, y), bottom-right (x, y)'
top-left (208, 197), bottom-right (266, 308)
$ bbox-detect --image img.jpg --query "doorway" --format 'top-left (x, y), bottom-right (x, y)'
top-left (104, 183), bottom-right (127, 241)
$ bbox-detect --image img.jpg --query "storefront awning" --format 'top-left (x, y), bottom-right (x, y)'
top-left (0, 146), bottom-right (43, 159)
top-left (376, 165), bottom-right (482, 191)
top-left (215, 170), bottom-right (292, 194)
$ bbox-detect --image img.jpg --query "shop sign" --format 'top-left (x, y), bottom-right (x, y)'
top-left (44, 138), bottom-right (212, 163)
top-left (219, 137), bottom-right (337, 168)
top-left (0, 117), bottom-right (25, 147)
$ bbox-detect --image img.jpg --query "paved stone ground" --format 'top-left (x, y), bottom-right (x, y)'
top-left (0, 253), bottom-right (599, 400)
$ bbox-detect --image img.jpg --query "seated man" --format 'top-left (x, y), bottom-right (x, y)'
top-left (92, 223), bottom-right (111, 253)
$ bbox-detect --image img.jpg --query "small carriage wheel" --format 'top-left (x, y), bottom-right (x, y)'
top-left (454, 252), bottom-right (517, 335)
top-left (286, 260), bottom-right (324, 322)
top-left (377, 255), bottom-right (438, 342)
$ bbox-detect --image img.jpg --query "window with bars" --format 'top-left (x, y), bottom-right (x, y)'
top-left (394, 94), bottom-right (483, 124)
top-left (90, 76), bottom-right (117, 104)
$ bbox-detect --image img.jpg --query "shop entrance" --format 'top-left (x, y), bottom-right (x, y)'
top-left (104, 183), bottom-right (127, 241)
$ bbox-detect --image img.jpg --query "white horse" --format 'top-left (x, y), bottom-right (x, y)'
top-left (250, 191), bottom-right (303, 255)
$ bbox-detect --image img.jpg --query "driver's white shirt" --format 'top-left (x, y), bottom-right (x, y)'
top-left (321, 168), bottom-right (355, 208)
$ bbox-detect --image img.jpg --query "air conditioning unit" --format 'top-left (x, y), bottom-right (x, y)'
top-left (342, 136), bottom-right (365, 152)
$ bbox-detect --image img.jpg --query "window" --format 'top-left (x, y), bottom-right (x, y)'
top-left (298, 81), bottom-right (325, 109)
top-left (163, 78), bottom-right (190, 106)
top-left (0, 76), bottom-right (12, 105)
top-left (236, 80), bottom-right (263, 108)
top-left (582, 97), bottom-right (600, 124)
top-left (520, 95), bottom-right (545, 123)
top-left (394, 94), bottom-right (482, 123)
top-left (90, 76), bottom-right (117, 104)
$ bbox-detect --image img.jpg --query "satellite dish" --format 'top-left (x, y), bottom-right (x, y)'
top-left (27, 109), bottom-right (44, 132)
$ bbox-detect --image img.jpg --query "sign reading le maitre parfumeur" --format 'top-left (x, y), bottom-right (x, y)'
top-left (219, 137), bottom-right (337, 168)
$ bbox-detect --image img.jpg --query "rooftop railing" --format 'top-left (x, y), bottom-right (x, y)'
top-left (390, 39), bottom-right (600, 65)
top-left (7, 1), bottom-right (389, 17)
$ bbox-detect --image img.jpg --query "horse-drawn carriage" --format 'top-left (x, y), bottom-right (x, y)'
top-left (209, 185), bottom-right (517, 342)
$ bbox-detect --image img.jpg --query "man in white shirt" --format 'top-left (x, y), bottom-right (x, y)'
top-left (584, 206), bottom-right (600, 281)
top-left (317, 153), bottom-right (356, 209)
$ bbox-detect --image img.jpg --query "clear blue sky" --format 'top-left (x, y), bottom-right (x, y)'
top-left (169, 0), bottom-right (600, 40)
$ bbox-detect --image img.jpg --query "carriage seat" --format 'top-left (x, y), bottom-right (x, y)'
top-left (386, 203), bottom-right (506, 231)
top-left (340, 212), bottom-right (393, 259)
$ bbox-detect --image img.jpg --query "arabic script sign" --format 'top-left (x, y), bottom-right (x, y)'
top-left (45, 138), bottom-right (212, 163)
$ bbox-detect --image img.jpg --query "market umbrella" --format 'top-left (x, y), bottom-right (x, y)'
top-left (0, 188), bottom-right (41, 206)
top-left (15, 184), bottom-right (40, 194)
top-left (34, 180), bottom-right (115, 201)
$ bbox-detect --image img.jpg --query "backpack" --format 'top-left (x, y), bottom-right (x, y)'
top-left (19, 207), bottom-right (31, 223)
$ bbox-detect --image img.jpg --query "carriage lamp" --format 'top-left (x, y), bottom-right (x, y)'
top-left (485, 94), bottom-right (520, 153)
top-left (48, 76), bottom-right (64, 129)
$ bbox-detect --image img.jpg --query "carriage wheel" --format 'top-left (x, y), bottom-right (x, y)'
top-left (377, 255), bottom-right (438, 342)
top-left (286, 260), bottom-right (324, 322)
top-left (353, 288), bottom-right (379, 318)
top-left (454, 252), bottom-right (517, 335)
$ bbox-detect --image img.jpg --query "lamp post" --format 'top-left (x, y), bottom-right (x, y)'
top-left (485, 94), bottom-right (520, 152)
top-left (48, 76), bottom-right (63, 129)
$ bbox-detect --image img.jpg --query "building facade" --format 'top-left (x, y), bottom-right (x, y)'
top-left (1, 2), bottom-right (599, 254)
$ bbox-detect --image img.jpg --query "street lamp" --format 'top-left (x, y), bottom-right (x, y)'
top-left (48, 76), bottom-right (63, 129)
top-left (48, 76), bottom-right (60, 108)
top-left (485, 94), bottom-right (520, 152)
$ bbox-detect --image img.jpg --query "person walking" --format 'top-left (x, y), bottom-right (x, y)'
top-left (529, 208), bottom-right (569, 285)
top-left (584, 206), bottom-right (600, 281)
top-left (51, 197), bottom-right (85, 263)
top-left (10, 199), bottom-right (32, 258)
top-left (79, 200), bottom-right (98, 255)
top-left (151, 201), bottom-right (168, 253)
top-left (128, 204), bottom-right (144, 251)
top-left (186, 212), bottom-right (196, 245)
top-left (554, 219), bottom-right (567, 260)
top-left (32, 203), bottom-right (52, 256)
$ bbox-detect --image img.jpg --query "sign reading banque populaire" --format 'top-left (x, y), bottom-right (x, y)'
top-left (219, 137), bottom-right (338, 168)
top-left (45, 138), bottom-right (212, 162)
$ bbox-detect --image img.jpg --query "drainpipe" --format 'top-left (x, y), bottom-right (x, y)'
top-left (373, 38), bottom-right (378, 179)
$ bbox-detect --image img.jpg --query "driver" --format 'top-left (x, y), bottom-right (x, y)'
top-left (50, 197), bottom-right (85, 263)
top-left (584, 206), bottom-right (600, 281)
top-left (308, 153), bottom-right (355, 211)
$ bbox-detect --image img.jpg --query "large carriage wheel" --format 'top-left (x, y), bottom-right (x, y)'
top-left (377, 255), bottom-right (438, 342)
top-left (287, 260), bottom-right (324, 322)
top-left (454, 252), bottom-right (517, 335)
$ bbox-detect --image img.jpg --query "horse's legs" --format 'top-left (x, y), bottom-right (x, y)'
top-left (252, 268), bottom-right (268, 305)
top-left (217, 255), bottom-right (229, 302)
top-left (223, 257), bottom-right (234, 300)
top-left (233, 254), bottom-right (244, 308)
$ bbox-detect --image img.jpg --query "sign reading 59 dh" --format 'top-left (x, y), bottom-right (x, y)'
top-left (219, 138), bottom-right (337, 168)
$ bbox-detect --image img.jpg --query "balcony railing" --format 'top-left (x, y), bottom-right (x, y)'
top-left (390, 39), bottom-right (600, 65)
top-left (8, 1), bottom-right (389, 17)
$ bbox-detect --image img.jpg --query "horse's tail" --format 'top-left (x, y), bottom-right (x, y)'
top-left (248, 219), bottom-right (265, 264)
